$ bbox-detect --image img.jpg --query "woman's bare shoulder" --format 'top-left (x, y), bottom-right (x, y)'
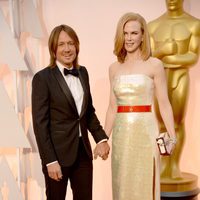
top-left (109, 61), bottom-right (120, 69)
top-left (148, 57), bottom-right (163, 66)
top-left (147, 57), bottom-right (165, 77)
top-left (109, 61), bottom-right (121, 73)
top-left (148, 57), bottom-right (164, 69)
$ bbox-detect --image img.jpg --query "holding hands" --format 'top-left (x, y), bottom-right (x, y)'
top-left (93, 141), bottom-right (110, 160)
top-left (47, 162), bottom-right (63, 181)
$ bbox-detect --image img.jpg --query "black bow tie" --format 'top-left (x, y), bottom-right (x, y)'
top-left (64, 68), bottom-right (79, 77)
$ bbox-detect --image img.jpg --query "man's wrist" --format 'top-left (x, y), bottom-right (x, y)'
top-left (97, 139), bottom-right (108, 144)
top-left (46, 160), bottom-right (58, 166)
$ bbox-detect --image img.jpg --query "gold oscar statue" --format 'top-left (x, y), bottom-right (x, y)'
top-left (148, 0), bottom-right (200, 195)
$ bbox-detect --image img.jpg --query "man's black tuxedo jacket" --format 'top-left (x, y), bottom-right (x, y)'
top-left (32, 65), bottom-right (108, 167)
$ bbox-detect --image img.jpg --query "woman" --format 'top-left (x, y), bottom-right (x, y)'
top-left (104, 12), bottom-right (176, 200)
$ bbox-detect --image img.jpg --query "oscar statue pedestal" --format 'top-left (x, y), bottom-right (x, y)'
top-left (161, 172), bottom-right (200, 200)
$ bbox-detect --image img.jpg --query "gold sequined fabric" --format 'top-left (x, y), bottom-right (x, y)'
top-left (112, 74), bottom-right (160, 200)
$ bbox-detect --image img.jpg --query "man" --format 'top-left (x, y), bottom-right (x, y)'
top-left (148, 0), bottom-right (200, 180)
top-left (32, 24), bottom-right (110, 200)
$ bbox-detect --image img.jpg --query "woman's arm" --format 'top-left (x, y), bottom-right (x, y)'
top-left (104, 64), bottom-right (118, 138)
top-left (153, 59), bottom-right (176, 139)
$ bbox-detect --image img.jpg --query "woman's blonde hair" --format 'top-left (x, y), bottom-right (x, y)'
top-left (48, 24), bottom-right (80, 68)
top-left (114, 12), bottom-right (151, 63)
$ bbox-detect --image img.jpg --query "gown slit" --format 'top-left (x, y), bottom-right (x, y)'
top-left (153, 158), bottom-right (156, 200)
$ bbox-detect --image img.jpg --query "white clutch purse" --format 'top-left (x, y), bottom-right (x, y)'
top-left (156, 132), bottom-right (176, 155)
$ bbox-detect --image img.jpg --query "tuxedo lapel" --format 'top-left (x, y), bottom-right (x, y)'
top-left (78, 68), bottom-right (88, 118)
top-left (52, 66), bottom-right (78, 114)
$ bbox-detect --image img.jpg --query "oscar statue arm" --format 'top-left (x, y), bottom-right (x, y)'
top-left (150, 38), bottom-right (178, 60)
top-left (162, 21), bottom-right (200, 68)
top-left (148, 21), bottom-right (178, 60)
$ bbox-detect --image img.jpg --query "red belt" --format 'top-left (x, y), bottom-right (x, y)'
top-left (117, 105), bottom-right (151, 113)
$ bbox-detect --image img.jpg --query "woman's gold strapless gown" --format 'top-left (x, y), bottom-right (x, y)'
top-left (112, 74), bottom-right (160, 200)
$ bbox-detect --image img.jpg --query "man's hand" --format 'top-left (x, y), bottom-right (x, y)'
top-left (47, 162), bottom-right (63, 181)
top-left (93, 142), bottom-right (110, 160)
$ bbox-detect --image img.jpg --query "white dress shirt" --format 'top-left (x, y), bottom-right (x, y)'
top-left (57, 61), bottom-right (84, 132)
